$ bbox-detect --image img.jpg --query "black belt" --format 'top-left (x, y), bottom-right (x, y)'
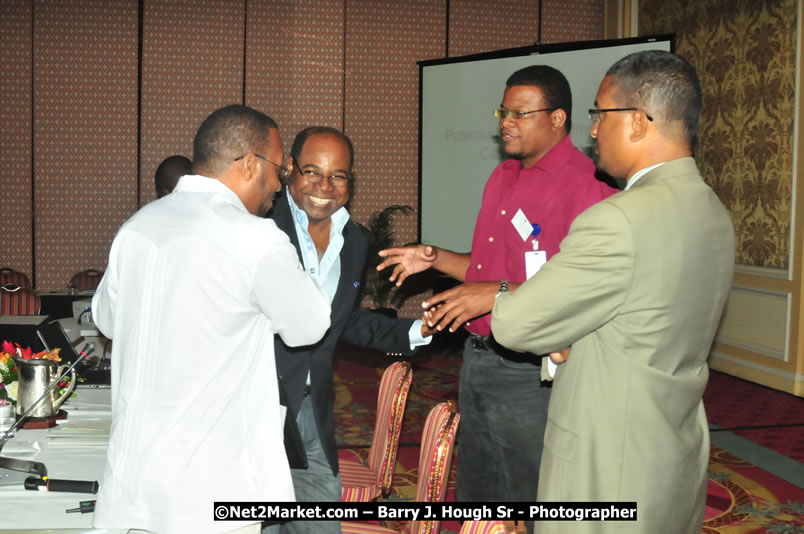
top-left (469, 334), bottom-right (540, 365)
top-left (303, 384), bottom-right (312, 397)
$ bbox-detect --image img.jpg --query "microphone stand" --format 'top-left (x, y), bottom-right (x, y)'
top-left (0, 343), bottom-right (95, 476)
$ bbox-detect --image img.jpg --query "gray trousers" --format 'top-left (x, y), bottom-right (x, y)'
top-left (456, 337), bottom-right (551, 503)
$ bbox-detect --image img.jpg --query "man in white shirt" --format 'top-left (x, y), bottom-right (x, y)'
top-left (91, 104), bottom-right (331, 534)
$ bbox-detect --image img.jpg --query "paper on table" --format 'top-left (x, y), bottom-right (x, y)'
top-left (1, 440), bottom-right (41, 457)
top-left (46, 419), bottom-right (110, 446)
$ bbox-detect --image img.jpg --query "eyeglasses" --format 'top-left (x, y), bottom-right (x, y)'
top-left (234, 153), bottom-right (290, 180)
top-left (588, 108), bottom-right (654, 122)
top-left (293, 158), bottom-right (350, 188)
top-left (494, 107), bottom-right (557, 120)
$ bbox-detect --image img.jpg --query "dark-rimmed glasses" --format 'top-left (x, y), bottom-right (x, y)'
top-left (494, 107), bottom-right (557, 120)
top-left (293, 157), bottom-right (350, 188)
top-left (588, 108), bottom-right (654, 122)
top-left (234, 153), bottom-right (290, 180)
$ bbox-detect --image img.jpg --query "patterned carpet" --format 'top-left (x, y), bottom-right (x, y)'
top-left (704, 371), bottom-right (804, 463)
top-left (333, 340), bottom-right (804, 533)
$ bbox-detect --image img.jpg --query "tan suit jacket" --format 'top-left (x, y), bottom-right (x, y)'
top-left (492, 157), bottom-right (735, 533)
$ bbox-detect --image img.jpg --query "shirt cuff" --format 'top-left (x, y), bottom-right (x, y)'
top-left (408, 320), bottom-right (432, 350)
top-left (546, 356), bottom-right (558, 378)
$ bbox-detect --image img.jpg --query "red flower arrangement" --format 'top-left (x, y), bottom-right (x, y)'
top-left (1, 340), bottom-right (62, 362)
top-left (0, 340), bottom-right (62, 407)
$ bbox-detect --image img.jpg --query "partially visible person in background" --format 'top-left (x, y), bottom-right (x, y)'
top-left (155, 154), bottom-right (192, 198)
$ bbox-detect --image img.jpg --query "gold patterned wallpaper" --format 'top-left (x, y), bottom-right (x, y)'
top-left (639, 0), bottom-right (797, 269)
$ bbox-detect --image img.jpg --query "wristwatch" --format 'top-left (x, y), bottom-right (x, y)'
top-left (495, 280), bottom-right (509, 298)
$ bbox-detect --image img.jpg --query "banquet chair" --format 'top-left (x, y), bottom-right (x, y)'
top-left (0, 267), bottom-right (31, 288)
top-left (460, 521), bottom-right (525, 534)
top-left (341, 361), bottom-right (413, 502)
top-left (69, 269), bottom-right (104, 291)
top-left (341, 400), bottom-right (460, 534)
top-left (0, 284), bottom-right (41, 315)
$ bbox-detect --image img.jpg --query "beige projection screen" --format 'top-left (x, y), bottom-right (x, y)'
top-left (417, 36), bottom-right (673, 252)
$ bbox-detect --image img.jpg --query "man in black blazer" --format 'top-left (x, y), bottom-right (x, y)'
top-left (267, 126), bottom-right (432, 534)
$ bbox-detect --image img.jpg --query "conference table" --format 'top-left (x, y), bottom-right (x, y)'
top-left (0, 387), bottom-right (111, 532)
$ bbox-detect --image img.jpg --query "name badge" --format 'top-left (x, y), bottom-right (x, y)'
top-left (511, 209), bottom-right (533, 241)
top-left (525, 250), bottom-right (547, 279)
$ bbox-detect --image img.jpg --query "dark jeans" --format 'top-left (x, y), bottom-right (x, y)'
top-left (456, 337), bottom-right (551, 503)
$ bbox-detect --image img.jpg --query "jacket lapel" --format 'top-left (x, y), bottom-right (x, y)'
top-left (332, 223), bottom-right (358, 308)
top-left (270, 192), bottom-right (302, 256)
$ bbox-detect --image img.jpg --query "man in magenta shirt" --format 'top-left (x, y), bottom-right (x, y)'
top-left (378, 65), bottom-right (618, 506)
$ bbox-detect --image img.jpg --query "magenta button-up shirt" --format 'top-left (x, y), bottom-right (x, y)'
top-left (465, 136), bottom-right (618, 336)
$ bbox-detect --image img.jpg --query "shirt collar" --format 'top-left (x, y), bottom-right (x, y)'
top-left (173, 174), bottom-right (248, 212)
top-left (501, 135), bottom-right (574, 173)
top-left (625, 162), bottom-right (665, 190)
top-left (285, 186), bottom-right (350, 236)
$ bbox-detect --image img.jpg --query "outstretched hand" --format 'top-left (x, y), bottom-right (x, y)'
top-left (420, 312), bottom-right (438, 338)
top-left (421, 281), bottom-right (500, 333)
top-left (377, 244), bottom-right (438, 287)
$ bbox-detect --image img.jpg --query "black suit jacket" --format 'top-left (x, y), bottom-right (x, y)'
top-left (268, 192), bottom-right (417, 474)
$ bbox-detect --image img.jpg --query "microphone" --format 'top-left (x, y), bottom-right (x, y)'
top-left (0, 343), bottom-right (95, 476)
top-left (25, 476), bottom-right (99, 494)
top-left (77, 342), bottom-right (96, 361)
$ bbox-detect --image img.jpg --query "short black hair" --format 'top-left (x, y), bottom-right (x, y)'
top-left (290, 126), bottom-right (355, 171)
top-left (192, 105), bottom-right (278, 174)
top-left (506, 65), bottom-right (573, 133)
top-left (154, 155), bottom-right (192, 196)
top-left (605, 50), bottom-right (702, 144)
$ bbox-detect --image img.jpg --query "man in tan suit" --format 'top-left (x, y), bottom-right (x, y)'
top-left (491, 51), bottom-right (735, 533)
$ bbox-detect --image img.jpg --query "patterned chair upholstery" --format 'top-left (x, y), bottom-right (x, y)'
top-left (341, 361), bottom-right (413, 502)
top-left (0, 267), bottom-right (31, 289)
top-left (69, 269), bottom-right (104, 291)
top-left (0, 284), bottom-right (41, 315)
top-left (342, 400), bottom-right (460, 534)
top-left (460, 521), bottom-right (524, 534)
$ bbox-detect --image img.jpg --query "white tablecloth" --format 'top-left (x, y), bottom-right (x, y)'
top-left (0, 388), bottom-right (111, 532)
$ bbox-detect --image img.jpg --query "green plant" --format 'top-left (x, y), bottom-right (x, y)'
top-left (357, 205), bottom-right (413, 309)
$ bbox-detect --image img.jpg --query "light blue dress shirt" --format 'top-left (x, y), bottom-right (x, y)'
top-left (285, 189), bottom-right (430, 368)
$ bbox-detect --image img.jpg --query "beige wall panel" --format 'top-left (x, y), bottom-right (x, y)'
top-left (140, 0), bottom-right (245, 206)
top-left (344, 0), bottom-right (445, 317)
top-left (245, 0), bottom-right (344, 154)
top-left (710, 350), bottom-right (803, 396)
top-left (33, 0), bottom-right (139, 289)
top-left (0, 1), bottom-right (33, 281)
top-left (716, 287), bottom-right (789, 360)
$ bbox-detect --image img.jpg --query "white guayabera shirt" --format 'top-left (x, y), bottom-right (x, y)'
top-left (91, 175), bottom-right (330, 534)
